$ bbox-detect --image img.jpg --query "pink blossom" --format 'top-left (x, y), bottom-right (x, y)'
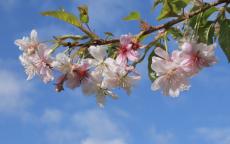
top-left (19, 45), bottom-right (54, 83)
top-left (66, 63), bottom-right (90, 89)
top-left (151, 47), bottom-right (190, 97)
top-left (15, 30), bottom-right (40, 55)
top-left (81, 71), bottom-right (118, 108)
top-left (33, 46), bottom-right (54, 83)
top-left (19, 53), bottom-right (37, 81)
top-left (102, 58), bottom-right (141, 95)
top-left (52, 53), bottom-right (91, 89)
top-left (116, 35), bottom-right (140, 65)
top-left (178, 41), bottom-right (217, 75)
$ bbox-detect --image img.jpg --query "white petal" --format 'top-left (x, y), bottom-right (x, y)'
top-left (88, 45), bottom-right (107, 62)
top-left (154, 47), bottom-right (169, 60)
top-left (30, 29), bottom-right (38, 42)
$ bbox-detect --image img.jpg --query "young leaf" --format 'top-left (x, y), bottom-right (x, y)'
top-left (189, 7), bottom-right (218, 44)
top-left (123, 11), bottom-right (141, 21)
top-left (219, 19), bottom-right (230, 62)
top-left (171, 0), bottom-right (190, 13)
top-left (148, 44), bottom-right (164, 82)
top-left (42, 10), bottom-right (81, 27)
top-left (152, 0), bottom-right (163, 11)
top-left (157, 0), bottom-right (190, 20)
top-left (148, 49), bottom-right (158, 82)
top-left (205, 23), bottom-right (215, 45)
top-left (157, 0), bottom-right (178, 20)
top-left (78, 5), bottom-right (89, 23)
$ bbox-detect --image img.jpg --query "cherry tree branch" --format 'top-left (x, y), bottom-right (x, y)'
top-left (67, 0), bottom-right (229, 47)
top-left (138, 0), bottom-right (229, 38)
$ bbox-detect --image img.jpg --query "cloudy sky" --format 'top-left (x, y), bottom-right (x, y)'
top-left (0, 0), bottom-right (230, 144)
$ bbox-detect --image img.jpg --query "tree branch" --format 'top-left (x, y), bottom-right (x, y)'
top-left (54, 0), bottom-right (229, 49)
top-left (78, 0), bottom-right (229, 46)
top-left (138, 0), bottom-right (230, 38)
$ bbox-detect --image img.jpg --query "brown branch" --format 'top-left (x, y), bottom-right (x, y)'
top-left (55, 0), bottom-right (229, 49)
top-left (78, 0), bottom-right (229, 46)
top-left (139, 0), bottom-right (230, 38)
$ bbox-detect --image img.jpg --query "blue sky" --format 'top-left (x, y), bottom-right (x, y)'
top-left (0, 0), bottom-right (230, 144)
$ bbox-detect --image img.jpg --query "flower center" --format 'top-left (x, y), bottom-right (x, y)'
top-left (119, 46), bottom-right (128, 54)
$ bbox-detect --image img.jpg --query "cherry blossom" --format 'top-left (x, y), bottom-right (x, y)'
top-left (86, 45), bottom-right (108, 71)
top-left (178, 40), bottom-right (217, 75)
top-left (19, 45), bottom-right (54, 83)
top-left (86, 45), bottom-right (119, 75)
top-left (15, 29), bottom-right (219, 105)
top-left (15, 30), bottom-right (40, 55)
top-left (116, 34), bottom-right (140, 65)
top-left (33, 46), bottom-right (54, 83)
top-left (66, 63), bottom-right (90, 89)
top-left (52, 54), bottom-right (90, 90)
top-left (19, 53), bottom-right (37, 81)
top-left (52, 53), bottom-right (72, 74)
top-left (82, 71), bottom-right (118, 108)
top-left (102, 59), bottom-right (141, 95)
top-left (151, 47), bottom-right (190, 97)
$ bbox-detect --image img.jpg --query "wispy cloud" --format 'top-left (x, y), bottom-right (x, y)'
top-left (149, 127), bottom-right (174, 144)
top-left (45, 109), bottom-right (128, 144)
top-left (196, 127), bottom-right (230, 144)
top-left (41, 109), bottom-right (63, 124)
top-left (0, 69), bottom-right (32, 116)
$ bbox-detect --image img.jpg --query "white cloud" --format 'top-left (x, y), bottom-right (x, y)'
top-left (81, 138), bottom-right (125, 144)
top-left (73, 109), bottom-right (128, 144)
top-left (0, 69), bottom-right (32, 115)
top-left (46, 129), bottom-right (81, 144)
top-left (150, 127), bottom-right (174, 144)
top-left (41, 109), bottom-right (63, 124)
top-left (46, 109), bottom-right (128, 144)
top-left (197, 127), bottom-right (230, 144)
top-left (73, 110), bottom-right (120, 138)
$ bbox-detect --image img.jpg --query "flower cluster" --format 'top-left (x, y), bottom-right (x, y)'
top-left (15, 30), bottom-right (141, 107)
top-left (15, 30), bottom-right (54, 83)
top-left (151, 40), bottom-right (217, 97)
top-left (15, 30), bottom-right (218, 105)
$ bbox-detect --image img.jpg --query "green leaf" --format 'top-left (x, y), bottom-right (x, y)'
top-left (194, 21), bottom-right (215, 44)
top-left (152, 0), bottom-right (163, 11)
top-left (205, 23), bottom-right (215, 45)
top-left (78, 5), bottom-right (89, 23)
top-left (157, 0), bottom-right (178, 20)
top-left (157, 0), bottom-right (190, 20)
top-left (189, 7), bottom-right (218, 44)
top-left (148, 49), bottom-right (157, 82)
top-left (123, 11), bottom-right (141, 21)
top-left (189, 7), bottom-right (217, 27)
top-left (219, 18), bottom-right (230, 62)
top-left (148, 44), bottom-right (165, 82)
top-left (171, 0), bottom-right (190, 13)
top-left (42, 10), bottom-right (81, 27)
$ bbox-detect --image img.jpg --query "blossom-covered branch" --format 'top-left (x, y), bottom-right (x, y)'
top-left (15, 0), bottom-right (230, 107)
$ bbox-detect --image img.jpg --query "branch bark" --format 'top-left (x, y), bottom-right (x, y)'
top-left (77, 0), bottom-right (229, 46)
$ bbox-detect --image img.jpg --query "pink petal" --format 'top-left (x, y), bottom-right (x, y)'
top-left (154, 47), bottom-right (169, 60)
top-left (116, 54), bottom-right (127, 65)
top-left (120, 35), bottom-right (132, 46)
top-left (66, 75), bottom-right (80, 89)
top-left (127, 50), bottom-right (139, 62)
